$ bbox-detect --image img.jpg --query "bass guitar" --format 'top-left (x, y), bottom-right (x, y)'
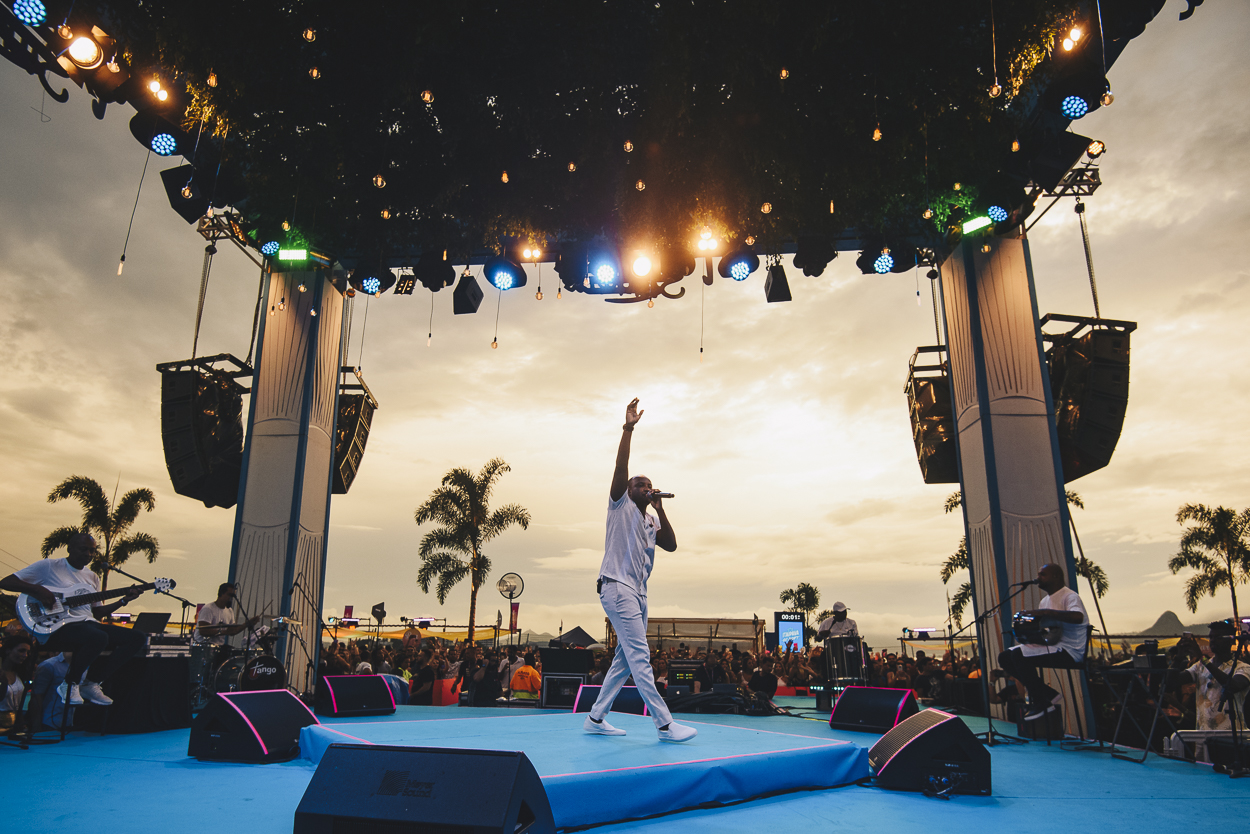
top-left (17, 578), bottom-right (175, 641)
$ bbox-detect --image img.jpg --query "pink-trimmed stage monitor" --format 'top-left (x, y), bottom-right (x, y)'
top-left (188, 690), bottom-right (319, 763)
top-left (315, 674), bottom-right (397, 717)
top-left (828, 686), bottom-right (918, 733)
top-left (572, 684), bottom-right (648, 716)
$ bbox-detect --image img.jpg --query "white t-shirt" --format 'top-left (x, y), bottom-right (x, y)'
top-left (818, 616), bottom-right (859, 637)
top-left (1187, 657), bottom-right (1250, 731)
top-left (598, 491), bottom-right (660, 595)
top-left (194, 601), bottom-right (235, 646)
top-left (14, 558), bottom-right (101, 631)
top-left (1018, 586), bottom-right (1088, 660)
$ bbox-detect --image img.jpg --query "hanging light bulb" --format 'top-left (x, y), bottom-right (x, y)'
top-left (118, 255), bottom-right (125, 275)
top-left (568, 162), bottom-right (576, 172)
top-left (923, 207), bottom-right (934, 220)
top-left (623, 140), bottom-right (634, 152)
top-left (745, 236), bottom-right (755, 246)
top-left (760, 202), bottom-right (772, 214)
top-left (1062, 37), bottom-right (1074, 51)
top-left (180, 184), bottom-right (193, 199)
top-left (380, 208), bottom-right (391, 219)
top-left (981, 243), bottom-right (991, 253)
top-left (953, 182), bottom-right (962, 191)
top-left (57, 23), bottom-right (72, 40)
top-left (872, 126), bottom-right (882, 142)
top-left (536, 290), bottom-right (543, 300)
top-left (635, 179), bottom-right (645, 191)
top-left (206, 71), bottom-right (217, 88)
top-left (310, 308), bottom-right (318, 317)
top-left (501, 171), bottom-right (509, 183)
top-left (278, 296), bottom-right (286, 311)
top-left (303, 28), bottom-right (316, 42)
top-left (989, 83), bottom-right (1002, 98)
top-left (648, 298), bottom-right (654, 308)
top-left (1101, 90), bottom-right (1114, 106)
top-left (531, 248), bottom-right (541, 259)
top-left (830, 199), bottom-right (835, 214)
top-left (1070, 26), bottom-right (1082, 43)
top-left (491, 338), bottom-right (498, 349)
top-left (779, 67), bottom-right (789, 80)
top-left (309, 66), bottom-right (320, 79)
top-left (421, 90), bottom-right (433, 103)
top-left (106, 58), bottom-right (121, 74)
top-left (298, 283), bottom-right (307, 293)
top-left (1011, 138), bottom-right (1020, 153)
top-left (557, 288), bottom-right (561, 299)
top-left (156, 89), bottom-right (169, 101)
top-left (523, 248), bottom-right (532, 259)
top-left (282, 219), bottom-right (291, 231)
top-left (372, 174), bottom-right (386, 188)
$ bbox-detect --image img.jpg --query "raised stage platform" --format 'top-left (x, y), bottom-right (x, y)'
top-left (5, 700), bottom-right (1250, 833)
top-left (299, 711), bottom-right (867, 828)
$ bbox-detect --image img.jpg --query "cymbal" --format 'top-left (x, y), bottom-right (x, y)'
top-left (272, 616), bottom-right (302, 625)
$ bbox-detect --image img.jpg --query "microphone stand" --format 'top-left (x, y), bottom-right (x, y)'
top-left (111, 567), bottom-right (194, 642)
top-left (290, 578), bottom-right (330, 700)
top-left (1215, 633), bottom-right (1248, 778)
top-left (947, 582), bottom-right (1035, 746)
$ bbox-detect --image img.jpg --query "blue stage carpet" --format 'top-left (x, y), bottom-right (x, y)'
top-left (4, 702), bottom-right (1249, 833)
top-left (299, 710), bottom-right (868, 828)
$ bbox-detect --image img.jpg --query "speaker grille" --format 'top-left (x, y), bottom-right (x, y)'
top-left (159, 369), bottom-right (244, 508)
top-left (869, 708), bottom-right (952, 772)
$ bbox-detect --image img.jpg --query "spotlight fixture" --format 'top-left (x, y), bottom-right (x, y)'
top-left (414, 251), bottom-right (455, 292)
top-left (922, 207), bottom-right (934, 220)
top-left (987, 205), bottom-right (1009, 223)
top-left (567, 162), bottom-right (576, 172)
top-left (309, 66), bottom-right (320, 79)
top-left (206, 71), bottom-right (217, 87)
top-left (351, 263), bottom-right (396, 296)
top-left (779, 67), bottom-right (789, 80)
top-left (872, 127), bottom-right (882, 142)
top-left (484, 254), bottom-right (526, 291)
top-left (636, 179), bottom-right (645, 191)
top-left (156, 89), bottom-right (168, 101)
top-left (151, 133), bottom-right (178, 156)
top-left (1062, 37), bottom-right (1074, 51)
top-left (962, 216), bottom-right (992, 234)
top-left (372, 174), bottom-right (386, 188)
top-left (501, 171), bottom-right (509, 183)
top-left (1086, 139), bottom-right (1106, 159)
top-left (278, 248), bottom-right (308, 261)
top-left (623, 140), bottom-right (633, 152)
top-left (303, 28), bottom-right (316, 42)
top-left (744, 236), bottom-right (755, 246)
top-left (632, 255), bottom-right (653, 278)
top-left (586, 245), bottom-right (623, 292)
top-left (792, 236), bottom-right (835, 277)
top-left (282, 220), bottom-right (291, 231)
top-left (1060, 95), bottom-right (1089, 119)
top-left (421, 90), bottom-right (433, 103)
top-left (696, 227), bottom-right (718, 251)
top-left (13, 0), bottom-right (47, 26)
top-left (873, 249), bottom-right (894, 274)
top-left (148, 79), bottom-right (161, 93)
top-left (380, 209), bottom-right (391, 219)
top-left (67, 36), bottom-right (103, 69)
top-left (717, 247), bottom-right (760, 282)
top-left (261, 241), bottom-right (279, 256)
top-left (989, 83), bottom-right (1002, 98)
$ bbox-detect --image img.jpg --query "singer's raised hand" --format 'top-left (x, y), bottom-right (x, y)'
top-left (624, 398), bottom-right (643, 428)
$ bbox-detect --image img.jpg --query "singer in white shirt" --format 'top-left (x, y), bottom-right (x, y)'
top-left (997, 564), bottom-right (1088, 722)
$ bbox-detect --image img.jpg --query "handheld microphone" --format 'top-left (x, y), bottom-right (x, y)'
top-left (1010, 579), bottom-right (1039, 587)
top-left (651, 491), bottom-right (675, 499)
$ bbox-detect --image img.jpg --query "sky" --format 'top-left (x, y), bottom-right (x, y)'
top-left (1, 2), bottom-right (1247, 650)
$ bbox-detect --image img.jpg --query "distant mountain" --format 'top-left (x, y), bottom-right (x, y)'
top-left (1136, 611), bottom-right (1228, 636)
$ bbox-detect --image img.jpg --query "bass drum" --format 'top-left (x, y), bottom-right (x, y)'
top-left (212, 655), bottom-right (286, 692)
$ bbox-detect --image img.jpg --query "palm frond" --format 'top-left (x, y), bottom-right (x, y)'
top-left (110, 488), bottom-right (156, 531)
top-left (1065, 490), bottom-right (1084, 510)
top-left (944, 491), bottom-right (962, 514)
top-left (435, 559), bottom-right (472, 603)
top-left (470, 553), bottom-right (493, 590)
top-left (1076, 556), bottom-right (1108, 597)
top-left (950, 581), bottom-right (973, 629)
top-left (940, 537), bottom-right (969, 583)
top-left (417, 551), bottom-right (468, 602)
top-left (474, 458), bottom-right (512, 505)
top-left (111, 532), bottom-right (159, 566)
top-left (418, 527), bottom-right (474, 559)
top-left (41, 525), bottom-right (83, 558)
top-left (47, 476), bottom-right (109, 532)
top-left (481, 503), bottom-right (531, 542)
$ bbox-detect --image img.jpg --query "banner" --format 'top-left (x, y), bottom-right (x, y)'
top-left (344, 605), bottom-right (353, 618)
top-left (510, 602), bottom-right (519, 631)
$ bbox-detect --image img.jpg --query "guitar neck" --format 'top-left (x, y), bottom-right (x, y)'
top-left (66, 582), bottom-right (158, 608)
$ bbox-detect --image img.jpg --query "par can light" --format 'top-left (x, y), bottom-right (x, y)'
top-left (632, 256), bottom-right (652, 278)
top-left (987, 205), bottom-right (1009, 223)
top-left (68, 36), bottom-right (103, 69)
top-left (261, 241), bottom-right (279, 256)
top-left (151, 133), bottom-right (178, 156)
top-left (13, 0), bottom-right (47, 26)
top-left (1061, 95), bottom-right (1089, 119)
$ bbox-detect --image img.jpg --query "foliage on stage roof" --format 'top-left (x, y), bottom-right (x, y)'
top-left (6, 1), bottom-right (1172, 261)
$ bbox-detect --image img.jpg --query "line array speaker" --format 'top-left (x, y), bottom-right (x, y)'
top-left (905, 348), bottom-right (959, 484)
top-left (294, 744), bottom-right (555, 834)
top-left (332, 392), bottom-right (374, 494)
top-left (1048, 325), bottom-right (1132, 481)
top-left (188, 690), bottom-right (319, 763)
top-left (868, 708), bottom-right (991, 795)
top-left (829, 686), bottom-right (918, 733)
top-left (159, 368), bottom-right (244, 508)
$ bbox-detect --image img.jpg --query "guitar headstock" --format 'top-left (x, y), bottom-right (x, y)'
top-left (155, 578), bottom-right (176, 592)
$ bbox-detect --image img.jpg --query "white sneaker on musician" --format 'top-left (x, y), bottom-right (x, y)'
top-left (584, 715), bottom-right (626, 736)
top-left (57, 681), bottom-right (83, 705)
top-left (79, 681), bottom-right (113, 706)
top-left (658, 722), bottom-right (697, 743)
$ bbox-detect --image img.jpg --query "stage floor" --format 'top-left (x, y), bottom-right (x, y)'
top-left (5, 700), bottom-right (1249, 833)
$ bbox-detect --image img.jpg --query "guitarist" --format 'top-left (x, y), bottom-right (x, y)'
top-left (0, 533), bottom-right (146, 707)
top-left (997, 563), bottom-right (1089, 722)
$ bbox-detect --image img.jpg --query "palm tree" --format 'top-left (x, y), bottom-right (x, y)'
top-left (42, 475), bottom-right (159, 590)
top-left (940, 536), bottom-right (974, 628)
top-left (1064, 491), bottom-right (1111, 640)
top-left (1170, 503), bottom-right (1250, 622)
top-left (779, 582), bottom-right (820, 643)
top-left (414, 459), bottom-right (531, 645)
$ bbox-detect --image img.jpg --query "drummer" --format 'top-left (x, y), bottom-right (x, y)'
top-left (194, 583), bottom-right (261, 663)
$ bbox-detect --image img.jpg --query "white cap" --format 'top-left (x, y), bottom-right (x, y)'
top-left (832, 601), bottom-right (848, 612)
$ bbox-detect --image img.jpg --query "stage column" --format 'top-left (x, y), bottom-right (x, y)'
top-left (229, 267), bottom-right (345, 695)
top-left (940, 237), bottom-right (1089, 736)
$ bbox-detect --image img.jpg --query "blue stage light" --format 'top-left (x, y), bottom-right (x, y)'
top-left (730, 261), bottom-right (750, 281)
top-left (261, 241), bottom-right (279, 256)
top-left (151, 133), bottom-right (177, 156)
top-left (596, 263), bottom-right (616, 284)
top-left (873, 251), bottom-right (894, 274)
top-left (490, 269), bottom-right (515, 290)
top-left (361, 276), bottom-right (381, 295)
top-left (13, 0), bottom-right (47, 26)
top-left (987, 205), bottom-right (1009, 223)
top-left (717, 248), bottom-right (760, 281)
top-left (1061, 95), bottom-right (1089, 119)
top-left (484, 254), bottom-right (526, 291)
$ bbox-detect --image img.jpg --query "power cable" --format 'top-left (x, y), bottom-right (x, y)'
top-left (117, 146), bottom-right (153, 275)
top-left (244, 262), bottom-right (266, 367)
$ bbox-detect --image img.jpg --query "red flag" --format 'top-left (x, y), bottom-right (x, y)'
top-left (509, 602), bottom-right (519, 631)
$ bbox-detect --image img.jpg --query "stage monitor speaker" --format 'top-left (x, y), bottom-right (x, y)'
top-left (294, 743), bottom-right (555, 834)
top-left (332, 392), bottom-right (374, 494)
top-left (538, 648), bottom-right (593, 675)
top-left (764, 264), bottom-right (792, 303)
top-left (159, 368), bottom-right (244, 508)
top-left (539, 673), bottom-right (586, 709)
top-left (868, 708), bottom-right (991, 795)
top-left (453, 272), bottom-right (485, 314)
top-left (189, 690), bottom-right (319, 763)
top-left (829, 686), bottom-right (918, 733)
top-left (573, 684), bottom-right (648, 716)
top-left (316, 675), bottom-right (396, 717)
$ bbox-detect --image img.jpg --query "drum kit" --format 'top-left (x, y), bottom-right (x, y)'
top-left (190, 616), bottom-right (301, 709)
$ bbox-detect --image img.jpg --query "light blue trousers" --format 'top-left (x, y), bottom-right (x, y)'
top-left (592, 579), bottom-right (673, 729)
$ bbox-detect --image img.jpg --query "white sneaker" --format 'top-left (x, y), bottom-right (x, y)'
top-left (79, 681), bottom-right (113, 706)
top-left (658, 722), bottom-right (697, 743)
top-left (584, 715), bottom-right (627, 736)
top-left (57, 681), bottom-right (83, 705)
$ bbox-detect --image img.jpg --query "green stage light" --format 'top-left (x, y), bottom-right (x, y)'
top-left (962, 216), bottom-right (992, 234)
top-left (278, 248), bottom-right (308, 261)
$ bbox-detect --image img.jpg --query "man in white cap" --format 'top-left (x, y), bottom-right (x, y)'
top-left (816, 602), bottom-right (858, 640)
